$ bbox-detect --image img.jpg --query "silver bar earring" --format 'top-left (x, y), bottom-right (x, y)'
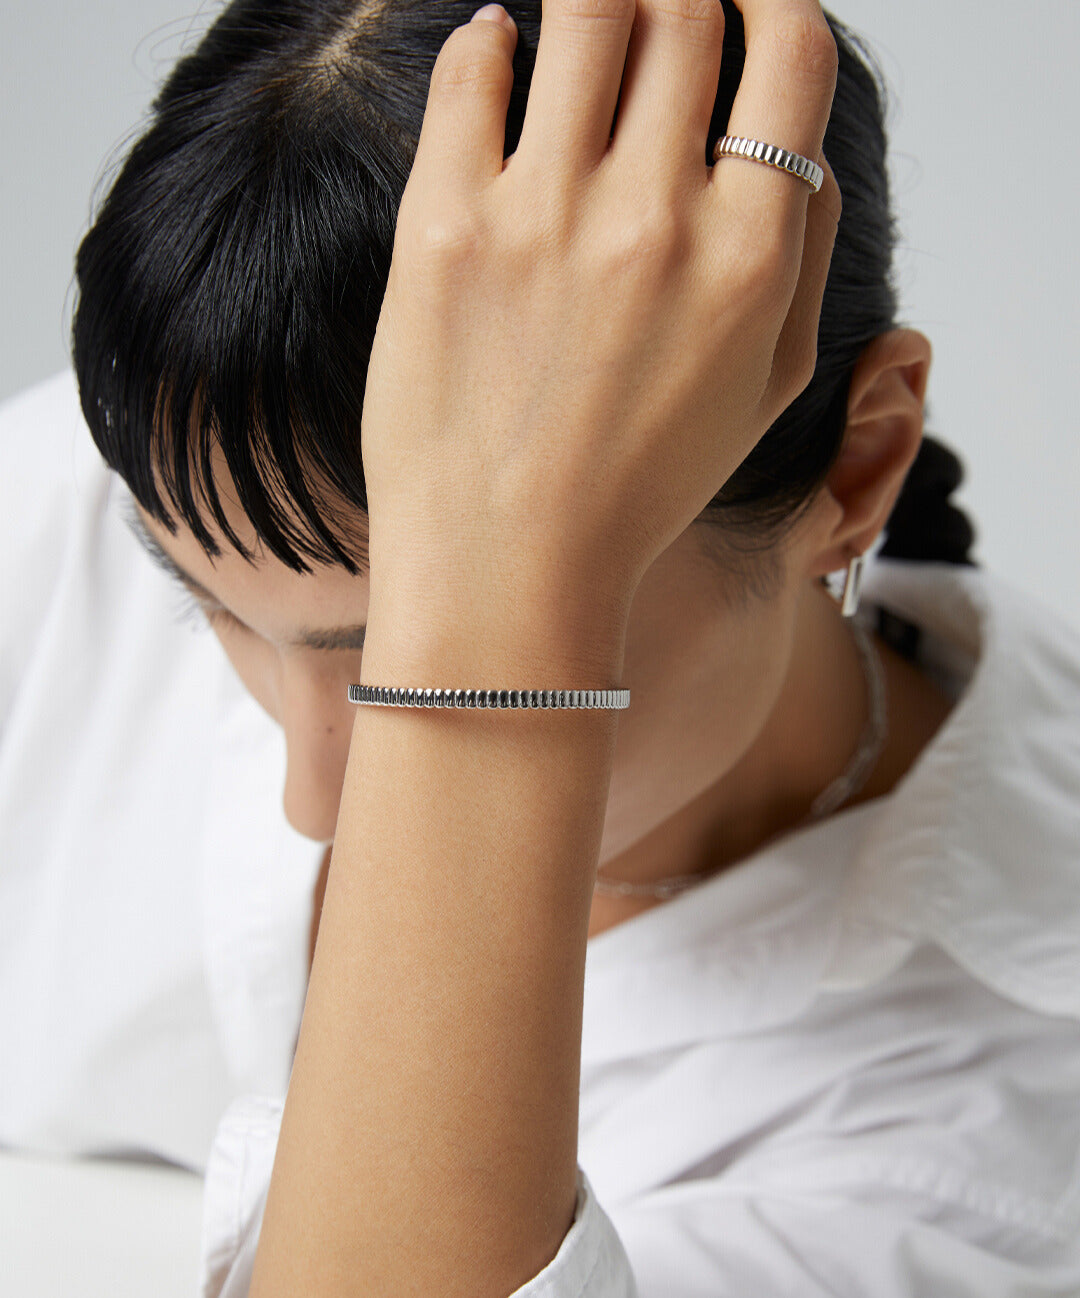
top-left (841, 552), bottom-right (865, 618)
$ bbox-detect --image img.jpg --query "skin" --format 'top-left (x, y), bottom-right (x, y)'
top-left (135, 326), bottom-right (954, 960)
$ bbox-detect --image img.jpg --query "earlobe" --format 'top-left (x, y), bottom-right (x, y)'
top-left (807, 328), bottom-right (933, 579)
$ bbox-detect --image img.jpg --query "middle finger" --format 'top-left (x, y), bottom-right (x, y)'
top-left (513, 0), bottom-right (636, 179)
top-left (609, 0), bottom-right (727, 177)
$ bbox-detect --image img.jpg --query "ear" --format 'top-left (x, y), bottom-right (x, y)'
top-left (803, 328), bottom-right (932, 579)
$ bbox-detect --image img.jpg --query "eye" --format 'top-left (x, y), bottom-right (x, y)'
top-left (170, 587), bottom-right (211, 632)
top-left (205, 605), bottom-right (244, 633)
top-left (169, 585), bottom-right (241, 635)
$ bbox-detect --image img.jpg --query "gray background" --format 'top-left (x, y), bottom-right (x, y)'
top-left (3, 2), bottom-right (1078, 628)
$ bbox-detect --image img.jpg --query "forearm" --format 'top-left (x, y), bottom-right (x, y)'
top-left (249, 575), bottom-right (632, 1297)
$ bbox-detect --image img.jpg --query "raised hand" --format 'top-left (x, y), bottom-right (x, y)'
top-left (360, 0), bottom-right (841, 618)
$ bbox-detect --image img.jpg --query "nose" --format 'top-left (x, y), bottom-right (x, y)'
top-left (278, 659), bottom-right (353, 843)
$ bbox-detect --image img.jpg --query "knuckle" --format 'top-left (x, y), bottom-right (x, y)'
top-left (512, 201), bottom-right (561, 253)
top-left (554, 0), bottom-right (636, 31)
top-left (730, 221), bottom-right (792, 294)
top-left (686, 0), bottom-right (726, 35)
top-left (742, 272), bottom-right (790, 318)
top-left (770, 6), bottom-right (838, 86)
top-left (664, 0), bottom-right (726, 41)
top-left (738, 264), bottom-right (794, 321)
top-left (644, 0), bottom-right (725, 39)
top-left (792, 337), bottom-right (820, 393)
top-left (411, 202), bottom-right (486, 265)
top-left (431, 23), bottom-right (512, 94)
top-left (764, 351), bottom-right (814, 423)
top-left (606, 197), bottom-right (689, 278)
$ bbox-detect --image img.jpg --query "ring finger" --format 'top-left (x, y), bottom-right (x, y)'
top-left (709, 0), bottom-right (837, 229)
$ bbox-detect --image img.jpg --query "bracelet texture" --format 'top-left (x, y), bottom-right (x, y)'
top-left (347, 685), bottom-right (630, 710)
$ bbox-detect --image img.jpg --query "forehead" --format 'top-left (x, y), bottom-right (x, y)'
top-left (129, 492), bottom-right (371, 651)
top-left (142, 411), bottom-right (370, 571)
top-left (127, 426), bottom-right (373, 638)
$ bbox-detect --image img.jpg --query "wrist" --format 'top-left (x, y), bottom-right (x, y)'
top-left (359, 560), bottom-right (633, 699)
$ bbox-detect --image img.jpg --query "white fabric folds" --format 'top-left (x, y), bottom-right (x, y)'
top-left (2, 372), bottom-right (1079, 1296)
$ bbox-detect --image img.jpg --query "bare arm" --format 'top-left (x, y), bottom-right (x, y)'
top-left (247, 0), bottom-right (838, 1290)
top-left (306, 845), bottom-right (332, 982)
top-left (254, 583), bottom-right (630, 1297)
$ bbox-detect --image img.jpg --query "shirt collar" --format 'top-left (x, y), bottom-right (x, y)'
top-left (583, 561), bottom-right (1080, 1068)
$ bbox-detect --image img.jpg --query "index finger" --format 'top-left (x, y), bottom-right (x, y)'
top-left (710, 0), bottom-right (838, 223)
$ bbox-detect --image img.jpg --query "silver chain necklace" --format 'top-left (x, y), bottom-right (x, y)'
top-left (593, 620), bottom-right (888, 901)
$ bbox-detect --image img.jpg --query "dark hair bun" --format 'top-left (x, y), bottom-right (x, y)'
top-left (879, 434), bottom-right (977, 566)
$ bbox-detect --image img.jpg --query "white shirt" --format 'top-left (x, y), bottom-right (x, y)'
top-left (2, 371), bottom-right (1079, 1296)
top-left (1, 371), bottom-right (324, 1167)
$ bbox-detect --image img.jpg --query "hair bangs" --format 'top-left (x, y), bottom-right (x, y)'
top-left (72, 8), bottom-right (411, 574)
top-left (73, 0), bottom-right (976, 600)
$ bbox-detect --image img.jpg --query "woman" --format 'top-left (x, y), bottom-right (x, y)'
top-left (40, 0), bottom-right (1080, 1292)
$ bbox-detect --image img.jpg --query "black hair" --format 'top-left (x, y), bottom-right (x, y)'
top-left (72, 0), bottom-right (975, 591)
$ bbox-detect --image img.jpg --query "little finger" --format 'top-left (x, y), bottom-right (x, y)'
top-left (763, 155), bottom-right (841, 417)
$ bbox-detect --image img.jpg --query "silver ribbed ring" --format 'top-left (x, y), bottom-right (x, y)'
top-left (712, 135), bottom-right (824, 193)
top-left (347, 685), bottom-right (630, 710)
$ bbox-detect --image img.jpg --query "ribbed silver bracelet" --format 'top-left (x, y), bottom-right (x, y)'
top-left (347, 685), bottom-right (630, 710)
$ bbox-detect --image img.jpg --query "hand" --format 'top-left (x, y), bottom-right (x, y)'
top-left (360, 0), bottom-right (841, 614)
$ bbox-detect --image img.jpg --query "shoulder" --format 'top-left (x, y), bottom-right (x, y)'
top-left (0, 371), bottom-right (117, 713)
top-left (592, 941), bottom-right (1080, 1292)
top-left (826, 558), bottom-right (1080, 1022)
top-left (862, 558), bottom-right (1080, 701)
top-left (0, 369), bottom-right (110, 584)
top-left (0, 368), bottom-right (97, 491)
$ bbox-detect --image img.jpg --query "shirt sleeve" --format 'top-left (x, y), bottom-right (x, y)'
top-left (200, 1099), bottom-right (1080, 1298)
top-left (199, 1094), bottom-right (640, 1298)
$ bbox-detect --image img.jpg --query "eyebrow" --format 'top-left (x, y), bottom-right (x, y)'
top-left (122, 498), bottom-right (367, 653)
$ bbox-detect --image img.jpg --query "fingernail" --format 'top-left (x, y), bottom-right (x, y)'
top-left (471, 4), bottom-right (515, 29)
